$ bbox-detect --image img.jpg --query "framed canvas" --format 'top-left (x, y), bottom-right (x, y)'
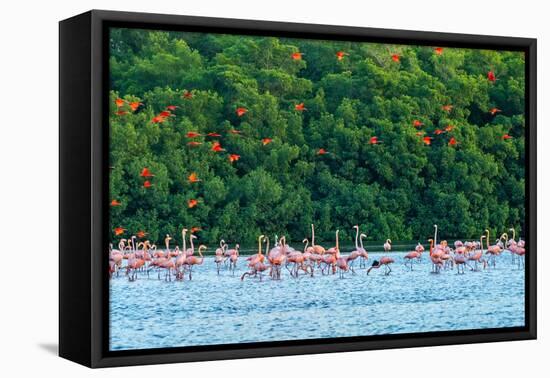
top-left (59, 10), bottom-right (537, 368)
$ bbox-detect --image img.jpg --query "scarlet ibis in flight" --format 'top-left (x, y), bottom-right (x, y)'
top-left (140, 168), bottom-right (154, 178)
top-left (434, 129), bottom-right (445, 135)
top-left (413, 120), bottom-right (423, 127)
top-left (488, 71), bottom-right (497, 82)
top-left (228, 154), bottom-right (241, 163)
top-left (336, 51), bottom-right (348, 61)
top-left (490, 107), bottom-right (502, 115)
top-left (448, 137), bottom-right (457, 146)
top-left (423, 136), bottom-right (433, 145)
top-left (188, 172), bottom-right (201, 183)
top-left (369, 136), bottom-right (381, 145)
top-left (114, 227), bottom-right (126, 236)
top-left (207, 132), bottom-right (222, 137)
top-left (158, 110), bottom-right (172, 118)
top-left (136, 231), bottom-right (148, 238)
top-left (434, 47), bottom-right (444, 55)
top-left (115, 110), bottom-right (128, 116)
top-left (391, 54), bottom-right (400, 62)
top-left (143, 180), bottom-right (152, 188)
top-left (188, 199), bottom-right (198, 208)
top-left (502, 134), bottom-right (513, 140)
top-left (187, 141), bottom-right (202, 147)
top-left (182, 91), bottom-right (194, 99)
top-left (444, 125), bottom-right (454, 132)
top-left (291, 52), bottom-right (303, 60)
top-left (211, 142), bottom-right (225, 152)
top-left (441, 104), bottom-right (453, 112)
top-left (191, 227), bottom-right (201, 233)
top-left (229, 129), bottom-right (243, 135)
top-left (186, 131), bottom-right (202, 138)
top-left (262, 138), bottom-right (273, 145)
top-left (295, 103), bottom-right (306, 111)
top-left (166, 105), bottom-right (178, 111)
top-left (151, 115), bottom-right (166, 124)
top-left (317, 148), bottom-right (328, 155)
top-left (129, 102), bottom-right (143, 111)
top-left (236, 107), bottom-right (248, 117)
top-left (110, 199), bottom-right (121, 207)
top-left (115, 98), bottom-right (125, 107)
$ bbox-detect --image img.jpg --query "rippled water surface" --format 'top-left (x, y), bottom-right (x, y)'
top-left (109, 252), bottom-right (525, 351)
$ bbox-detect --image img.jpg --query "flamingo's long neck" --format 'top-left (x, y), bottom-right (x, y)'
top-left (354, 227), bottom-right (359, 250)
top-left (258, 236), bottom-right (263, 256)
top-left (511, 228), bottom-right (516, 241)
top-left (198, 246), bottom-right (204, 259)
top-left (182, 232), bottom-right (187, 254)
top-left (429, 240), bottom-right (434, 256)
top-left (434, 226), bottom-right (438, 246)
top-left (265, 237), bottom-right (269, 255)
top-left (311, 224), bottom-right (315, 246)
top-left (190, 236), bottom-right (194, 252)
top-left (335, 230), bottom-right (340, 258)
top-left (303, 239), bottom-right (309, 253)
top-left (360, 235), bottom-right (365, 250)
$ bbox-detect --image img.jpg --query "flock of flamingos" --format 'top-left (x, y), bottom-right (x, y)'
top-left (108, 224), bottom-right (526, 282)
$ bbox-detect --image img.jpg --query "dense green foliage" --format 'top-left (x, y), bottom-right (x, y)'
top-left (109, 28), bottom-right (525, 246)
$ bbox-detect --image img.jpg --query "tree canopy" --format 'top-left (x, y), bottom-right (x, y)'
top-left (109, 27), bottom-right (525, 246)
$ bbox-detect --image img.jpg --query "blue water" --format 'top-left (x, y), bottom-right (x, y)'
top-left (109, 252), bottom-right (525, 351)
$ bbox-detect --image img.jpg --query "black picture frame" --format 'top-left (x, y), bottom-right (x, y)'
top-left (59, 9), bottom-right (537, 368)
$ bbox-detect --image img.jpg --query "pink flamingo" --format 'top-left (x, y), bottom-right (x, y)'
top-left (468, 235), bottom-right (487, 271)
top-left (367, 256), bottom-right (394, 275)
top-left (383, 239), bottom-right (392, 252)
top-left (310, 224), bottom-right (326, 254)
top-left (428, 238), bottom-right (443, 273)
top-left (453, 244), bottom-right (468, 274)
top-left (484, 229), bottom-right (503, 268)
top-left (334, 230), bottom-right (350, 278)
top-left (403, 249), bottom-right (421, 271)
top-left (225, 244), bottom-right (240, 275)
top-left (242, 235), bottom-right (270, 281)
top-left (347, 226), bottom-right (363, 272)
top-left (304, 238), bottom-right (322, 275)
top-left (269, 236), bottom-right (288, 279)
top-left (215, 239), bottom-right (226, 274)
top-left (321, 231), bottom-right (340, 274)
top-left (185, 245), bottom-right (206, 280)
top-left (175, 228), bottom-right (188, 279)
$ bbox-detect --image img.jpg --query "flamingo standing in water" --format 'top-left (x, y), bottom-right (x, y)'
top-left (185, 245), bottom-right (206, 280)
top-left (367, 256), bottom-right (394, 275)
top-left (347, 226), bottom-right (364, 272)
top-left (453, 243), bottom-right (468, 274)
top-left (175, 228), bottom-right (188, 280)
top-left (225, 244), bottom-right (240, 275)
top-left (334, 230), bottom-right (350, 278)
top-left (242, 235), bottom-right (270, 281)
top-left (310, 224), bottom-right (326, 254)
top-left (484, 229), bottom-right (503, 268)
top-left (403, 249), bottom-right (421, 271)
top-left (215, 239), bottom-right (226, 274)
top-left (158, 235), bottom-right (176, 281)
top-left (322, 231), bottom-right (340, 274)
top-left (269, 236), bottom-right (288, 279)
top-left (383, 239), bottom-right (392, 252)
top-left (468, 235), bottom-right (487, 271)
top-left (428, 238), bottom-right (443, 273)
